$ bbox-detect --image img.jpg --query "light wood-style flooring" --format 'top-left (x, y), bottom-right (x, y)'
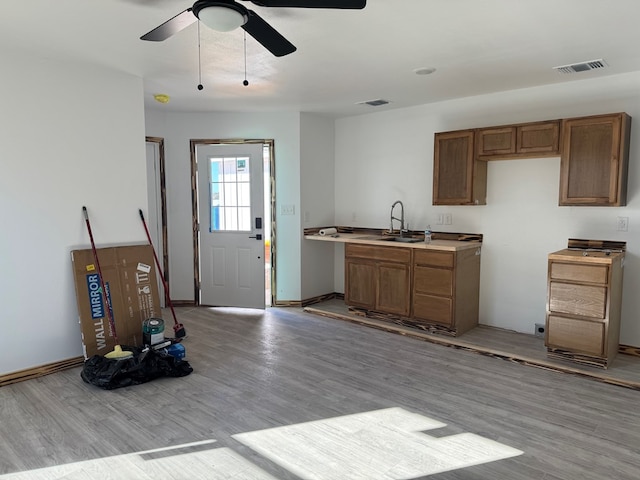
top-left (304, 298), bottom-right (640, 390)
top-left (1, 305), bottom-right (639, 479)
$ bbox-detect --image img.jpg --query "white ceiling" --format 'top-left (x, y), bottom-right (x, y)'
top-left (3, 0), bottom-right (640, 118)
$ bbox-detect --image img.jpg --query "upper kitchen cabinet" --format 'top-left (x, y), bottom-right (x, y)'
top-left (476, 120), bottom-right (560, 159)
top-left (433, 130), bottom-right (487, 205)
top-left (476, 126), bottom-right (516, 157)
top-left (517, 120), bottom-right (560, 155)
top-left (559, 113), bottom-right (631, 206)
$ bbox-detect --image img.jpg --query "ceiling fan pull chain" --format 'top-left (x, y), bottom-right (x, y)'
top-left (243, 31), bottom-right (249, 86)
top-left (197, 20), bottom-right (204, 91)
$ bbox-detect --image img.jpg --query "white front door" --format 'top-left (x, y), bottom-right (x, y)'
top-left (197, 144), bottom-right (265, 308)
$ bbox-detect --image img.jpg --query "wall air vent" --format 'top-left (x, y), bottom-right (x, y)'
top-left (357, 99), bottom-right (390, 107)
top-left (553, 59), bottom-right (608, 74)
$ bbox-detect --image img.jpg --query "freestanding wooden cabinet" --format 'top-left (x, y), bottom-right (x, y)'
top-left (433, 130), bottom-right (487, 205)
top-left (559, 113), bottom-right (631, 206)
top-left (345, 244), bottom-right (411, 316)
top-left (545, 246), bottom-right (625, 368)
top-left (412, 247), bottom-right (481, 335)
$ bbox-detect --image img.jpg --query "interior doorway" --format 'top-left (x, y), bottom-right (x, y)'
top-left (145, 136), bottom-right (168, 308)
top-left (191, 139), bottom-right (274, 308)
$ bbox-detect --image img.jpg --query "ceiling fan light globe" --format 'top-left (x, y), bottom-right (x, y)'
top-left (198, 6), bottom-right (247, 32)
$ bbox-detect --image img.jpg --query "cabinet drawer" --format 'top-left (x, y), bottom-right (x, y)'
top-left (413, 293), bottom-right (452, 325)
top-left (550, 262), bottom-right (608, 284)
top-left (547, 315), bottom-right (605, 356)
top-left (549, 282), bottom-right (606, 318)
top-left (414, 265), bottom-right (452, 296)
top-left (346, 244), bottom-right (411, 263)
top-left (414, 250), bottom-right (454, 268)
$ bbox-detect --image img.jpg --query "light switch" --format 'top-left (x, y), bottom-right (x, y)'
top-left (281, 204), bottom-right (295, 215)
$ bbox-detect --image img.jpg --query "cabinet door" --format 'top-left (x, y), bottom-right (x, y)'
top-left (433, 130), bottom-right (486, 205)
top-left (476, 127), bottom-right (516, 156)
top-left (345, 259), bottom-right (376, 309)
top-left (559, 113), bottom-right (630, 206)
top-left (517, 121), bottom-right (560, 154)
top-left (376, 261), bottom-right (411, 316)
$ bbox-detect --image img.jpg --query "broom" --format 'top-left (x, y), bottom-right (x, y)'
top-left (139, 209), bottom-right (186, 338)
top-left (82, 207), bottom-right (132, 360)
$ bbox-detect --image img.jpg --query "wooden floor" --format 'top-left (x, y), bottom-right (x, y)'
top-left (304, 298), bottom-right (640, 390)
top-left (1, 305), bottom-right (640, 479)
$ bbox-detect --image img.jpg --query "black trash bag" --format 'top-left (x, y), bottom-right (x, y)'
top-left (81, 345), bottom-right (193, 390)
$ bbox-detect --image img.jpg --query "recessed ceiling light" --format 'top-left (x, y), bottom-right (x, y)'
top-left (414, 67), bottom-right (436, 75)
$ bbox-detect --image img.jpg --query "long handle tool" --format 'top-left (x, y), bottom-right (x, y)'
top-left (139, 209), bottom-right (186, 338)
top-left (82, 207), bottom-right (132, 359)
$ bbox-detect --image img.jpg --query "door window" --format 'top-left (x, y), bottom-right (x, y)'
top-left (209, 156), bottom-right (251, 232)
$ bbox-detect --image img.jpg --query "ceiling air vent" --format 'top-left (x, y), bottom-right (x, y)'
top-left (553, 59), bottom-right (608, 74)
top-left (357, 99), bottom-right (390, 107)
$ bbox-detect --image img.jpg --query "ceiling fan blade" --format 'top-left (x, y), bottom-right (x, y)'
top-left (242, 10), bottom-right (296, 57)
top-left (248, 0), bottom-right (365, 8)
top-left (141, 8), bottom-right (197, 41)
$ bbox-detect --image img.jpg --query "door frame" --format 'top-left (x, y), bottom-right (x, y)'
top-left (145, 136), bottom-right (170, 302)
top-left (190, 139), bottom-right (276, 306)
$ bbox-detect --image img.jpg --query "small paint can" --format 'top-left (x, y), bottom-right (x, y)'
top-left (143, 317), bottom-right (165, 346)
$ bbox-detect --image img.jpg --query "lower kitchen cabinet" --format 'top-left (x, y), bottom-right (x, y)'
top-left (412, 247), bottom-right (481, 335)
top-left (345, 242), bottom-right (482, 335)
top-left (545, 246), bottom-right (625, 368)
top-left (345, 244), bottom-right (411, 316)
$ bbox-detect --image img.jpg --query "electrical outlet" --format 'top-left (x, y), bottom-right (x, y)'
top-left (436, 214), bottom-right (444, 225)
top-left (617, 216), bottom-right (629, 231)
top-left (534, 323), bottom-right (545, 338)
top-left (304, 211), bottom-right (310, 223)
top-left (444, 213), bottom-right (453, 225)
top-left (352, 212), bottom-right (357, 222)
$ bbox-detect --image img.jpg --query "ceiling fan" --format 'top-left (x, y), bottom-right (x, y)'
top-left (140, 0), bottom-right (367, 57)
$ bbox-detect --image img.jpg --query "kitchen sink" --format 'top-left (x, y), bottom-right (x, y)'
top-left (387, 237), bottom-right (422, 243)
top-left (358, 235), bottom-right (422, 243)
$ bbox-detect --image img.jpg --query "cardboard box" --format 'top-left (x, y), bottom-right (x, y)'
top-left (71, 245), bottom-right (161, 358)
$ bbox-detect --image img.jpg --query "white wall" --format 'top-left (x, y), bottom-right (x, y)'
top-left (144, 110), bottom-right (303, 302)
top-left (300, 113), bottom-right (336, 300)
top-left (334, 71), bottom-right (640, 346)
top-left (0, 52), bottom-right (147, 376)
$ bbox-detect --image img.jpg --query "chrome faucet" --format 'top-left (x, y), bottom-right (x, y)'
top-left (390, 200), bottom-right (405, 236)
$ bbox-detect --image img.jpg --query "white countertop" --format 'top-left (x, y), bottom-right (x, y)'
top-left (548, 248), bottom-right (624, 264)
top-left (305, 232), bottom-right (481, 252)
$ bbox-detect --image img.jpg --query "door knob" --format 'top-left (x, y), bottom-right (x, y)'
top-left (249, 234), bottom-right (263, 240)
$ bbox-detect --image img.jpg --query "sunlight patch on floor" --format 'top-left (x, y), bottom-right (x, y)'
top-left (0, 441), bottom-right (277, 480)
top-left (234, 407), bottom-right (523, 479)
top-left (1, 408), bottom-right (522, 479)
